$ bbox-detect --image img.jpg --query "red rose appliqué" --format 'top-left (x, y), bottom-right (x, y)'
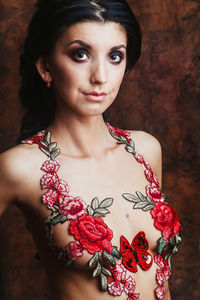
top-left (144, 169), bottom-right (159, 186)
top-left (41, 159), bottom-right (60, 173)
top-left (54, 179), bottom-right (70, 196)
top-left (69, 215), bottom-right (113, 254)
top-left (41, 173), bottom-right (56, 189)
top-left (66, 241), bottom-right (83, 260)
top-left (151, 202), bottom-right (181, 242)
top-left (155, 285), bottom-right (166, 299)
top-left (146, 183), bottom-right (164, 203)
top-left (108, 264), bottom-right (139, 298)
top-left (41, 189), bottom-right (59, 207)
top-left (106, 123), bottom-right (130, 140)
top-left (59, 196), bottom-right (87, 220)
top-left (22, 130), bottom-right (46, 144)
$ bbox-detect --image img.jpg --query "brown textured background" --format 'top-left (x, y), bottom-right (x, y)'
top-left (0, 0), bottom-right (199, 299)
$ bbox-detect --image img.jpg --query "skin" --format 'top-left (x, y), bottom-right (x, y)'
top-left (0, 22), bottom-right (171, 299)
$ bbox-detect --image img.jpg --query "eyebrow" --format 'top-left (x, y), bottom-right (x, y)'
top-left (67, 39), bottom-right (127, 50)
top-left (68, 40), bottom-right (91, 49)
top-left (111, 45), bottom-right (127, 51)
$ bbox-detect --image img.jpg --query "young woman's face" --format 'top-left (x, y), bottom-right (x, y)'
top-left (47, 21), bottom-right (127, 117)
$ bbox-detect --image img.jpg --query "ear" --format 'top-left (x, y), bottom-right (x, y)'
top-left (35, 57), bottom-right (52, 83)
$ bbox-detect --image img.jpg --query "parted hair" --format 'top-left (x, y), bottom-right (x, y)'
top-left (19, 0), bottom-right (142, 141)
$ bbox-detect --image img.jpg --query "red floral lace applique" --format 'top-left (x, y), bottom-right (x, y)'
top-left (151, 202), bottom-right (181, 242)
top-left (59, 196), bottom-right (87, 219)
top-left (154, 254), bottom-right (171, 299)
top-left (66, 241), bottom-right (83, 260)
top-left (146, 183), bottom-right (165, 203)
top-left (106, 124), bottom-right (182, 300)
top-left (120, 232), bottom-right (153, 273)
top-left (41, 159), bottom-right (60, 173)
top-left (127, 293), bottom-right (140, 300)
top-left (21, 130), bottom-right (46, 145)
top-left (42, 189), bottom-right (59, 207)
top-left (22, 125), bottom-right (181, 300)
top-left (107, 264), bottom-right (139, 298)
top-left (155, 254), bottom-right (171, 285)
top-left (69, 215), bottom-right (113, 254)
top-left (155, 286), bottom-right (166, 299)
top-left (134, 153), bottom-right (160, 189)
top-left (144, 169), bottom-right (160, 187)
top-left (106, 123), bottom-right (130, 141)
top-left (41, 173), bottom-right (57, 189)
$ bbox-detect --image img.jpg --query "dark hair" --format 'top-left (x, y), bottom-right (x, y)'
top-left (19, 0), bottom-right (142, 141)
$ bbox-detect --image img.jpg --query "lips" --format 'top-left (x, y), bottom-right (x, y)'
top-left (85, 91), bottom-right (107, 96)
top-left (83, 91), bottom-right (107, 101)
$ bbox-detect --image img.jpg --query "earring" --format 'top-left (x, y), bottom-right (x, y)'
top-left (46, 81), bottom-right (52, 88)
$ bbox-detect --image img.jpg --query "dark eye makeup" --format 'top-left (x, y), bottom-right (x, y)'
top-left (70, 48), bottom-right (89, 62)
top-left (109, 51), bottom-right (124, 64)
top-left (69, 47), bottom-right (125, 64)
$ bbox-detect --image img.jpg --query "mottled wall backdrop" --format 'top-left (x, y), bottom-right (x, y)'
top-left (0, 0), bottom-right (199, 299)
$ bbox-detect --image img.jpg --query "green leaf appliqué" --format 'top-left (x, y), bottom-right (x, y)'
top-left (123, 192), bottom-right (155, 211)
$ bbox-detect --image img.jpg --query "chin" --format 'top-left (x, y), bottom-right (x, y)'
top-left (78, 102), bottom-right (112, 117)
top-left (80, 109), bottom-right (105, 118)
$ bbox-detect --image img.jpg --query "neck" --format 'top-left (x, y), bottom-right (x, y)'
top-left (47, 111), bottom-right (112, 158)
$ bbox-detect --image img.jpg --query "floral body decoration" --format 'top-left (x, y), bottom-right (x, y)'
top-left (22, 123), bottom-right (182, 299)
top-left (120, 231), bottom-right (153, 273)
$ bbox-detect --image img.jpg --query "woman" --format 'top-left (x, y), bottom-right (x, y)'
top-left (0, 0), bottom-right (181, 299)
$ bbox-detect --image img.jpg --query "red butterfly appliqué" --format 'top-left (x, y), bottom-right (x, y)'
top-left (120, 231), bottom-right (153, 273)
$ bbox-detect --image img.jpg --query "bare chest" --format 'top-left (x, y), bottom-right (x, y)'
top-left (24, 144), bottom-right (161, 268)
top-left (20, 127), bottom-right (181, 300)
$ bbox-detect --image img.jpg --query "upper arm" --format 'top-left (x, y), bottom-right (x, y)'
top-left (0, 150), bottom-right (17, 216)
top-left (130, 130), bottom-right (162, 187)
top-left (0, 145), bottom-right (33, 216)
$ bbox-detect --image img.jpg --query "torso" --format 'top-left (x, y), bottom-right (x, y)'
top-left (12, 124), bottom-right (181, 300)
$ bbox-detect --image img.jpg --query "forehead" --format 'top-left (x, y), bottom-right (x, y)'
top-left (55, 21), bottom-right (127, 48)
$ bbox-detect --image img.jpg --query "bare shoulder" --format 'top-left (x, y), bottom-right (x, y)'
top-left (129, 130), bottom-right (162, 184)
top-left (129, 130), bottom-right (162, 158)
top-left (0, 143), bottom-right (41, 183)
top-left (0, 143), bottom-right (43, 214)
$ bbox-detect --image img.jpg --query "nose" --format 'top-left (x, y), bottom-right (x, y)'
top-left (90, 59), bottom-right (107, 85)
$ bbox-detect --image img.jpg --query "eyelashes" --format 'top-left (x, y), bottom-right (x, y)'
top-left (71, 48), bottom-right (89, 62)
top-left (70, 48), bottom-right (125, 64)
top-left (109, 51), bottom-right (123, 64)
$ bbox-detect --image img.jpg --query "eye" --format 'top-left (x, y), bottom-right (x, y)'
top-left (71, 48), bottom-right (89, 62)
top-left (109, 51), bottom-right (123, 64)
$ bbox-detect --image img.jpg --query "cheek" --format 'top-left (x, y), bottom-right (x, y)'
top-left (110, 66), bottom-right (125, 91)
top-left (51, 58), bottom-right (83, 88)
